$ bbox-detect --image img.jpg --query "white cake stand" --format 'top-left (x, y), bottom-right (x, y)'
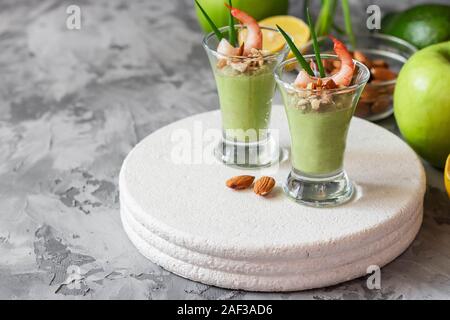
top-left (119, 106), bottom-right (426, 292)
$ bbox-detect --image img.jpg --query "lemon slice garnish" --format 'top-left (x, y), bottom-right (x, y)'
top-left (237, 15), bottom-right (310, 55)
top-left (259, 15), bottom-right (310, 58)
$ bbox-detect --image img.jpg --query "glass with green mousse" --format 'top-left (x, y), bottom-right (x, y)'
top-left (203, 26), bottom-right (289, 168)
top-left (275, 54), bottom-right (370, 207)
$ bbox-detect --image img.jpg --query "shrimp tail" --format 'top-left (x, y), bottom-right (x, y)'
top-left (328, 35), bottom-right (353, 67)
top-left (224, 3), bottom-right (236, 15)
top-left (328, 35), bottom-right (355, 86)
top-left (224, 3), bottom-right (262, 55)
top-left (295, 36), bottom-right (356, 88)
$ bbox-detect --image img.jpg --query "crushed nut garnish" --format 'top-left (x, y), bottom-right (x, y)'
top-left (230, 61), bottom-right (250, 73)
top-left (216, 58), bottom-right (227, 69)
top-left (310, 98), bottom-right (321, 110)
top-left (217, 48), bottom-right (269, 74)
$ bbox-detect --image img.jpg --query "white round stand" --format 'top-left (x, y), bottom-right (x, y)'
top-left (119, 106), bottom-right (426, 292)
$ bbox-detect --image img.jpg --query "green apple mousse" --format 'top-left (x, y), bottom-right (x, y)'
top-left (281, 90), bottom-right (355, 175)
top-left (213, 57), bottom-right (277, 142)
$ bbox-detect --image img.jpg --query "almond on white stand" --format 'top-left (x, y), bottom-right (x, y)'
top-left (253, 176), bottom-right (275, 196)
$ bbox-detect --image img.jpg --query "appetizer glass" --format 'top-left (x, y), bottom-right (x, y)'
top-left (203, 26), bottom-right (289, 168)
top-left (275, 55), bottom-right (370, 207)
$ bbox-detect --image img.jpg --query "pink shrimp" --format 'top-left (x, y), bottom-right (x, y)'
top-left (294, 35), bottom-right (355, 88)
top-left (225, 4), bottom-right (262, 56)
top-left (217, 38), bottom-right (243, 57)
top-left (328, 36), bottom-right (355, 86)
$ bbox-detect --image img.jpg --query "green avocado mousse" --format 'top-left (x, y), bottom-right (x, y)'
top-left (199, 1), bottom-right (289, 167)
top-left (276, 20), bottom-right (369, 207)
top-left (213, 51), bottom-right (278, 142)
top-left (283, 95), bottom-right (355, 175)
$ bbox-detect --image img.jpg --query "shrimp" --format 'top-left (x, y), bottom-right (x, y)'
top-left (217, 38), bottom-right (243, 57)
top-left (294, 35), bottom-right (355, 88)
top-left (328, 36), bottom-right (355, 86)
top-left (225, 4), bottom-right (262, 56)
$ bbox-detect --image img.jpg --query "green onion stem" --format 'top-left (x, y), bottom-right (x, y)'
top-left (195, 0), bottom-right (223, 40)
top-left (303, 0), bottom-right (310, 19)
top-left (276, 25), bottom-right (314, 77)
top-left (307, 8), bottom-right (325, 78)
top-left (342, 0), bottom-right (356, 48)
top-left (315, 0), bottom-right (337, 36)
top-left (227, 0), bottom-right (237, 46)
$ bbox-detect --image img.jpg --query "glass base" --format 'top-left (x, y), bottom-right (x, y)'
top-left (214, 135), bottom-right (279, 169)
top-left (283, 169), bottom-right (354, 207)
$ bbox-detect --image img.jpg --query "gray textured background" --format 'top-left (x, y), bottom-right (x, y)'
top-left (0, 0), bottom-right (449, 299)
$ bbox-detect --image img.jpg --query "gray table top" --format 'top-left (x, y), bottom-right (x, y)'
top-left (0, 0), bottom-right (449, 300)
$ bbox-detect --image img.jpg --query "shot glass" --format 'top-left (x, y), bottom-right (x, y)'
top-left (203, 26), bottom-right (289, 168)
top-left (275, 55), bottom-right (370, 207)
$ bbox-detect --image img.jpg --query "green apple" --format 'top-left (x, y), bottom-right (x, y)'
top-left (394, 41), bottom-right (450, 168)
top-left (194, 0), bottom-right (289, 33)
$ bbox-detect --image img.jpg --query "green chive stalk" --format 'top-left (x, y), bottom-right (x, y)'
top-left (303, 0), bottom-right (310, 19)
top-left (195, 0), bottom-right (223, 40)
top-left (342, 0), bottom-right (356, 48)
top-left (227, 0), bottom-right (237, 46)
top-left (315, 0), bottom-right (337, 36)
top-left (276, 25), bottom-right (314, 77)
top-left (306, 8), bottom-right (325, 78)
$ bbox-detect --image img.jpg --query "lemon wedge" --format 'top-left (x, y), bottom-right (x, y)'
top-left (238, 28), bottom-right (285, 54)
top-left (445, 154), bottom-right (450, 198)
top-left (259, 15), bottom-right (310, 58)
top-left (237, 15), bottom-right (310, 55)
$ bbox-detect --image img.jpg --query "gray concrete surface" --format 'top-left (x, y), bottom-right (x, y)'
top-left (0, 0), bottom-right (448, 299)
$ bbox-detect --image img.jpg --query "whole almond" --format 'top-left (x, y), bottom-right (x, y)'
top-left (361, 85), bottom-right (378, 102)
top-left (226, 175), bottom-right (255, 190)
top-left (355, 101), bottom-right (371, 118)
top-left (370, 67), bottom-right (397, 81)
top-left (372, 59), bottom-right (388, 68)
top-left (371, 97), bottom-right (391, 114)
top-left (253, 176), bottom-right (275, 196)
top-left (353, 51), bottom-right (372, 68)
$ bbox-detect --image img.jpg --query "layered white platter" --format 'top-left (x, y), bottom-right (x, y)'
top-left (119, 106), bottom-right (426, 292)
